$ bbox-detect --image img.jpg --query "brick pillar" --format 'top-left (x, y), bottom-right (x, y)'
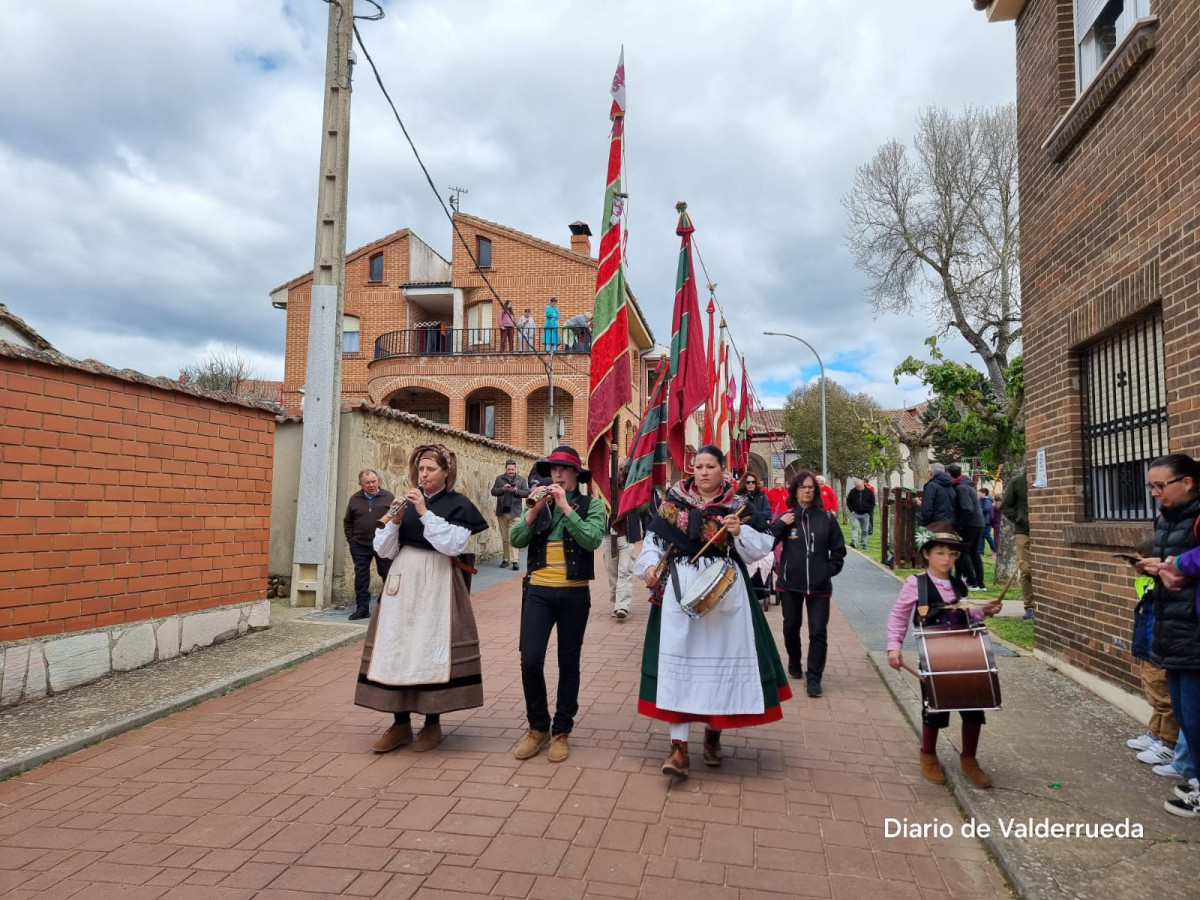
top-left (510, 393), bottom-right (527, 452)
top-left (448, 397), bottom-right (466, 432)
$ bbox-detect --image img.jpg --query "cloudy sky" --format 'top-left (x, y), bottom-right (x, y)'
top-left (1, 0), bottom-right (1016, 411)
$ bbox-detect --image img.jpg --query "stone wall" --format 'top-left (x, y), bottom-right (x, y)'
top-left (272, 405), bottom-right (540, 603)
top-left (0, 597), bottom-right (270, 707)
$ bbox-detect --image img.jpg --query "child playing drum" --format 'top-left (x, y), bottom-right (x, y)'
top-left (886, 523), bottom-right (1002, 787)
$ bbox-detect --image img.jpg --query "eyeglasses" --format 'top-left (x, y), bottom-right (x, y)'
top-left (798, 485), bottom-right (816, 491)
top-left (1147, 476), bottom-right (1187, 492)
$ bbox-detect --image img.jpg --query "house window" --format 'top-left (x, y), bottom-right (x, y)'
top-left (342, 315), bottom-right (360, 354)
top-left (1080, 311), bottom-right (1166, 520)
top-left (476, 236), bottom-right (492, 268)
top-left (1075, 0), bottom-right (1151, 92)
top-left (466, 301), bottom-right (493, 346)
top-left (368, 252), bottom-right (383, 282)
top-left (467, 400), bottom-right (495, 439)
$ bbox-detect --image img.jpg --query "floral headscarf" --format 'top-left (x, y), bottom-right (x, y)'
top-left (408, 443), bottom-right (458, 492)
top-left (657, 474), bottom-right (740, 545)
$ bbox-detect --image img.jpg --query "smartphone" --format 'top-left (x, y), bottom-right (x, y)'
top-left (1112, 553), bottom-right (1141, 564)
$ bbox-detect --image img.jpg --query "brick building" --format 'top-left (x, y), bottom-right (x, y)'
top-left (978, 0), bottom-right (1197, 698)
top-left (273, 213), bottom-right (657, 458)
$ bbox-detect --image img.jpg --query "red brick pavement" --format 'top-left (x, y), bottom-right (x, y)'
top-left (0, 571), bottom-right (1009, 899)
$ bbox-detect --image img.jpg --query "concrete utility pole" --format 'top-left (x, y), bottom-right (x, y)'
top-left (291, 0), bottom-right (355, 609)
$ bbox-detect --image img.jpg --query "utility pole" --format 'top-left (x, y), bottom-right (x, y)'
top-left (291, 0), bottom-right (355, 609)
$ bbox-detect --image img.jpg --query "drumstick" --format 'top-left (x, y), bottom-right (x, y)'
top-left (647, 503), bottom-right (750, 583)
top-left (688, 504), bottom-right (749, 564)
top-left (964, 566), bottom-right (1018, 605)
top-left (897, 659), bottom-right (923, 680)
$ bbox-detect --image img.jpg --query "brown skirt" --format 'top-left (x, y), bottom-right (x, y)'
top-left (354, 561), bottom-right (483, 715)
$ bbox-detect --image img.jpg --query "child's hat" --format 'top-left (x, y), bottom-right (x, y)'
top-left (916, 522), bottom-right (967, 551)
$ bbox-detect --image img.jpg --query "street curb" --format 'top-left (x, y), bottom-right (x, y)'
top-left (0, 630), bottom-right (363, 783)
top-left (867, 650), bottom-right (1056, 900)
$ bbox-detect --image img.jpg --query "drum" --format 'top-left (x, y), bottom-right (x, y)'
top-left (677, 559), bottom-right (738, 619)
top-left (915, 624), bottom-right (1002, 712)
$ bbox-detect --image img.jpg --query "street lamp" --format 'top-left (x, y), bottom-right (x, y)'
top-left (764, 331), bottom-right (827, 482)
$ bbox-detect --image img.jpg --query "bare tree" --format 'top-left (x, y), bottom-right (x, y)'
top-left (179, 348), bottom-right (279, 406)
top-left (843, 104), bottom-right (1019, 399)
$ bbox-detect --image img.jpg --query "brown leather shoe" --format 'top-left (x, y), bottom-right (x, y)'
top-left (662, 740), bottom-right (689, 777)
top-left (702, 728), bottom-right (722, 767)
top-left (412, 722), bottom-right (442, 752)
top-left (372, 721), bottom-right (412, 753)
top-left (920, 751), bottom-right (946, 784)
top-left (514, 728), bottom-right (551, 760)
top-left (548, 733), bottom-right (570, 763)
top-left (960, 755), bottom-right (992, 789)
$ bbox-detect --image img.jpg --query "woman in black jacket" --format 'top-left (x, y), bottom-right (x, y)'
top-left (771, 469), bottom-right (847, 697)
top-left (1135, 453), bottom-right (1200, 818)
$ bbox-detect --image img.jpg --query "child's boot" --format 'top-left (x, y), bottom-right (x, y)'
top-left (919, 751), bottom-right (946, 784)
top-left (960, 755), bottom-right (992, 789)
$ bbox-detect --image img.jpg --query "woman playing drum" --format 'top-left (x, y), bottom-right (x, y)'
top-left (634, 445), bottom-right (791, 778)
top-left (356, 444), bottom-right (489, 754)
top-left (886, 523), bottom-right (1001, 787)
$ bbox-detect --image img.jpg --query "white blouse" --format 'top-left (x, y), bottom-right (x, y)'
top-left (373, 511), bottom-right (471, 559)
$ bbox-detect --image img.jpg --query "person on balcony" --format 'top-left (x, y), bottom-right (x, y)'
top-left (563, 313), bottom-right (592, 352)
top-left (498, 304), bottom-right (516, 352)
top-left (544, 298), bottom-right (561, 351)
top-left (518, 308), bottom-right (536, 351)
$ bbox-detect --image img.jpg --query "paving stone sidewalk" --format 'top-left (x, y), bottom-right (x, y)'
top-left (0, 564), bottom-right (1009, 899)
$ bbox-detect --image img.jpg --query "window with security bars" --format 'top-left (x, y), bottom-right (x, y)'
top-left (1080, 312), bottom-right (1166, 520)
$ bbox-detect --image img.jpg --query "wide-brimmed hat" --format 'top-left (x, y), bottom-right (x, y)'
top-left (915, 522), bottom-right (967, 551)
top-left (535, 445), bottom-right (591, 482)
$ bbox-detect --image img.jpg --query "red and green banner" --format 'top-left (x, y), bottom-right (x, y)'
top-left (702, 298), bottom-right (716, 445)
top-left (714, 323), bottom-right (732, 458)
top-left (616, 358), bottom-right (669, 520)
top-left (586, 48), bottom-right (632, 508)
top-left (667, 202), bottom-right (710, 470)
top-left (733, 355), bottom-right (752, 472)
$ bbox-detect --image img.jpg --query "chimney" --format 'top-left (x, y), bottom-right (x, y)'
top-left (569, 221), bottom-right (592, 257)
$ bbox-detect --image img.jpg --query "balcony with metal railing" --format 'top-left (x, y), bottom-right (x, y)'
top-left (374, 326), bottom-right (592, 360)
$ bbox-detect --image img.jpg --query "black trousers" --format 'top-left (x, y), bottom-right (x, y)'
top-left (781, 592), bottom-right (831, 680)
top-left (955, 526), bottom-right (985, 587)
top-left (520, 584), bottom-right (591, 734)
top-left (349, 541), bottom-right (391, 610)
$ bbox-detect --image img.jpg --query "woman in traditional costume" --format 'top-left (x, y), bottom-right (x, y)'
top-left (356, 444), bottom-right (489, 753)
top-left (633, 445), bottom-right (791, 777)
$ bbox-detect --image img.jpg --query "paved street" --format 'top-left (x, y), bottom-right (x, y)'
top-left (0, 560), bottom-right (1008, 899)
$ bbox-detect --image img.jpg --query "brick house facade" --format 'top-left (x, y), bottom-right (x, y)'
top-left (979, 0), bottom-right (1198, 693)
top-left (274, 213), bottom-right (657, 459)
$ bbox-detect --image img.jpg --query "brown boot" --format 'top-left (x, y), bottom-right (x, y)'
top-left (513, 728), bottom-right (551, 760)
top-left (547, 733), bottom-right (570, 763)
top-left (372, 721), bottom-right (412, 753)
top-left (960, 755), bottom-right (992, 789)
top-left (919, 751), bottom-right (946, 785)
top-left (702, 728), bottom-right (722, 767)
top-left (663, 740), bottom-right (690, 777)
top-left (412, 721), bottom-right (443, 752)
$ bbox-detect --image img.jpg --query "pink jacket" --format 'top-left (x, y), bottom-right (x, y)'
top-left (886, 574), bottom-right (986, 651)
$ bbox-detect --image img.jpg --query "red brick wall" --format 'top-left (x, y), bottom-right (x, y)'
top-left (0, 351), bottom-right (276, 643)
top-left (1015, 0), bottom-right (1200, 689)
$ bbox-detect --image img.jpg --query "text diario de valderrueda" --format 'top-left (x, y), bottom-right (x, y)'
top-left (883, 817), bottom-right (1144, 839)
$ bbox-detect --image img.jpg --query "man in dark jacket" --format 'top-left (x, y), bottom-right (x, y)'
top-left (490, 460), bottom-right (529, 569)
top-left (948, 463), bottom-right (986, 590)
top-left (771, 474), bottom-right (848, 697)
top-left (343, 469), bottom-right (395, 621)
top-left (846, 478), bottom-right (875, 550)
top-left (917, 463), bottom-right (956, 526)
top-left (1000, 468), bottom-right (1033, 618)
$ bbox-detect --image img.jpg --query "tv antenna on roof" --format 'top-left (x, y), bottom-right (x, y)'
top-left (448, 186), bottom-right (468, 212)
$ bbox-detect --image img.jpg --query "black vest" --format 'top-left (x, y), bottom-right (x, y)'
top-left (1151, 498), bottom-right (1200, 670)
top-left (525, 494), bottom-right (596, 581)
top-left (911, 573), bottom-right (970, 629)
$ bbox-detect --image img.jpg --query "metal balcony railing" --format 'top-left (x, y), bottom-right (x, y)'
top-left (374, 326), bottom-right (592, 360)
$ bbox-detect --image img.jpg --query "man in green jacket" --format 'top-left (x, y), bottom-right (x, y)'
top-left (509, 446), bottom-right (607, 763)
top-left (1000, 468), bottom-right (1034, 619)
